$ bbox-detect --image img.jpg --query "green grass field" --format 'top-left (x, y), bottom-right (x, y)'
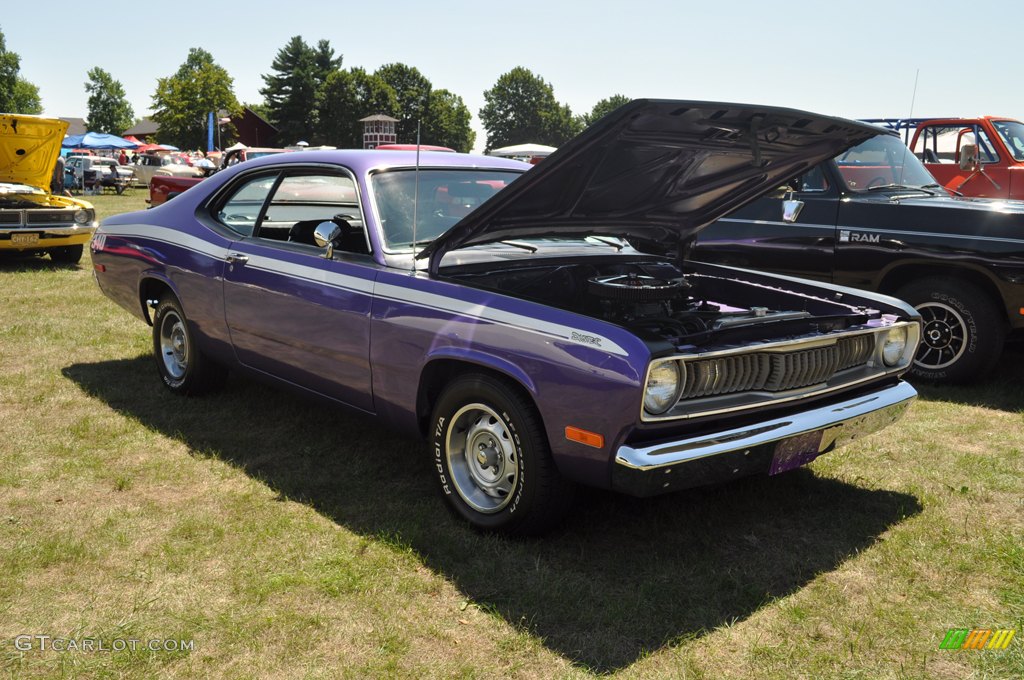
top-left (1, 193), bottom-right (1022, 678)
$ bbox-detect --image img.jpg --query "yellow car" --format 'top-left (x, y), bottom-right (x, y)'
top-left (1, 114), bottom-right (96, 264)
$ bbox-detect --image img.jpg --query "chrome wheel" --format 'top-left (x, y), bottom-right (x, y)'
top-left (445, 403), bottom-right (518, 514)
top-left (915, 301), bottom-right (967, 371)
top-left (158, 310), bottom-right (188, 380)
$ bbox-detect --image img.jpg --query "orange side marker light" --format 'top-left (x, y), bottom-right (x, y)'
top-left (565, 426), bottom-right (604, 448)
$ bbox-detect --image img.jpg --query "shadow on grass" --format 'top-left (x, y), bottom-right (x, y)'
top-left (64, 357), bottom-right (922, 673)
top-left (912, 344), bottom-right (1024, 413)
top-left (0, 253), bottom-right (83, 272)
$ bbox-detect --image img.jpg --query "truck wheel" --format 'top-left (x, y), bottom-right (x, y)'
top-left (49, 244), bottom-right (83, 264)
top-left (152, 295), bottom-right (227, 395)
top-left (431, 374), bottom-right (574, 535)
top-left (897, 278), bottom-right (1005, 383)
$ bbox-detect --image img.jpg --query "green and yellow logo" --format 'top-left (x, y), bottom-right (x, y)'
top-left (940, 629), bottom-right (1016, 650)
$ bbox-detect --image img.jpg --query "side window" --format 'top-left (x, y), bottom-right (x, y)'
top-left (916, 125), bottom-right (999, 164)
top-left (255, 173), bottom-right (366, 252)
top-left (798, 166), bottom-right (829, 192)
top-left (215, 174), bottom-right (279, 236)
top-left (958, 128), bottom-right (999, 164)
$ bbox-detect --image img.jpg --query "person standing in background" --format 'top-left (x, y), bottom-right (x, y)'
top-left (118, 149), bottom-right (128, 165)
top-left (51, 154), bottom-right (65, 195)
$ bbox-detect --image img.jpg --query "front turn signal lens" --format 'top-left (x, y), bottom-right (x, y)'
top-left (565, 426), bottom-right (604, 448)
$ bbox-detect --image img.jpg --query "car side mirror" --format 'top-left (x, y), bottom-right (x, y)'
top-left (313, 221), bottom-right (341, 259)
top-left (959, 144), bottom-right (980, 172)
top-left (782, 193), bottom-right (804, 223)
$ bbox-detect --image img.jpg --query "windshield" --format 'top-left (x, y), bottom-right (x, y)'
top-left (834, 134), bottom-right (939, 192)
top-left (371, 169), bottom-right (522, 250)
top-left (993, 120), bottom-right (1024, 161)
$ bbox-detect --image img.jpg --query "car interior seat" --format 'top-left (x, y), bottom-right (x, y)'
top-left (287, 219), bottom-right (328, 246)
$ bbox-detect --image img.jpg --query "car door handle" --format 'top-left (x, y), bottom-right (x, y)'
top-left (226, 253), bottom-right (249, 265)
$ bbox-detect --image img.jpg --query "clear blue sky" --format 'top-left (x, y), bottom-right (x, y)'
top-left (4, 1), bottom-right (1021, 152)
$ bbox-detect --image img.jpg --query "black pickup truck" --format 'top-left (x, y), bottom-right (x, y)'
top-left (694, 131), bottom-right (1024, 383)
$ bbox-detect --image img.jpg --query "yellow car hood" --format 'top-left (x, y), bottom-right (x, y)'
top-left (0, 114), bottom-right (68, 192)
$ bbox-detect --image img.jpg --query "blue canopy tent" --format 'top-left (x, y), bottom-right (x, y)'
top-left (62, 132), bottom-right (139, 149)
top-left (61, 133), bottom-right (139, 194)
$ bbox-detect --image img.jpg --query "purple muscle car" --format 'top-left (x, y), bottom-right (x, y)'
top-left (92, 100), bottom-right (921, 534)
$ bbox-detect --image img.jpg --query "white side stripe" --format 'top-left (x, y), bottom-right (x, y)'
top-left (374, 282), bottom-right (628, 356)
top-left (101, 224), bottom-right (230, 259)
top-left (100, 225), bottom-right (629, 357)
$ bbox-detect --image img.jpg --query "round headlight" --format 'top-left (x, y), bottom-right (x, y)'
top-left (882, 326), bottom-right (909, 366)
top-left (74, 209), bottom-right (93, 225)
top-left (644, 362), bottom-right (681, 415)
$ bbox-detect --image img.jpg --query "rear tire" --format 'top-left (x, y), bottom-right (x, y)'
top-left (49, 244), bottom-right (83, 264)
top-left (897, 277), bottom-right (1005, 383)
top-left (152, 295), bottom-right (227, 395)
top-left (430, 374), bottom-right (575, 535)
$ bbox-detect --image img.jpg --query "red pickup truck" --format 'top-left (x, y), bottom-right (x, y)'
top-left (147, 147), bottom-right (288, 207)
top-left (867, 117), bottom-right (1024, 199)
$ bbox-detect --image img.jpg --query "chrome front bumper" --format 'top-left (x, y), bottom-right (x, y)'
top-left (612, 381), bottom-right (916, 496)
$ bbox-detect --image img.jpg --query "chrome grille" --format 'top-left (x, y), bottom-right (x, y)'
top-left (0, 212), bottom-right (22, 225)
top-left (679, 334), bottom-right (875, 401)
top-left (26, 211), bottom-right (72, 225)
top-left (836, 332), bottom-right (873, 371)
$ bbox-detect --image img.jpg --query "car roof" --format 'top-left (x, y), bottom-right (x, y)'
top-left (234, 149), bottom-right (529, 175)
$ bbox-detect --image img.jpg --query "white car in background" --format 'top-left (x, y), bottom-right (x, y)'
top-left (132, 153), bottom-right (203, 187)
top-left (65, 156), bottom-right (134, 194)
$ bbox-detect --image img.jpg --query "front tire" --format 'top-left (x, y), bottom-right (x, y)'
top-left (152, 295), bottom-right (227, 395)
top-left (431, 374), bottom-right (574, 535)
top-left (49, 244), bottom-right (83, 264)
top-left (897, 277), bottom-right (1005, 383)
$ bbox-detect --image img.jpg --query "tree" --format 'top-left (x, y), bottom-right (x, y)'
top-left (318, 68), bottom-right (398, 148)
top-left (374, 63), bottom-right (432, 143)
top-left (479, 67), bottom-right (582, 151)
top-left (421, 89), bottom-right (475, 152)
top-left (583, 94), bottom-right (631, 127)
top-left (0, 27), bottom-right (42, 114)
top-left (152, 48), bottom-right (240, 150)
top-left (260, 36), bottom-right (341, 145)
top-left (84, 67), bottom-right (134, 134)
top-left (11, 78), bottom-right (41, 114)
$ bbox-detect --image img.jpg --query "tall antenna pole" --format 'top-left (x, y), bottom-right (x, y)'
top-left (897, 69), bottom-right (920, 187)
top-left (411, 121), bottom-right (421, 274)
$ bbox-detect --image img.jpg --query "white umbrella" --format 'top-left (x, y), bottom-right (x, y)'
top-left (488, 143), bottom-right (557, 157)
top-left (224, 142), bottom-right (248, 151)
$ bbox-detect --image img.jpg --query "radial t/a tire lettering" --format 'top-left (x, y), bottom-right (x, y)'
top-left (431, 374), bottom-right (575, 535)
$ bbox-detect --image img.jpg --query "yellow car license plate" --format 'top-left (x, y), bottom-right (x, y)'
top-left (11, 232), bottom-right (40, 246)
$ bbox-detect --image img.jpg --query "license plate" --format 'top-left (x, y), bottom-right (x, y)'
top-left (11, 232), bottom-right (40, 246)
top-left (770, 429), bottom-right (828, 475)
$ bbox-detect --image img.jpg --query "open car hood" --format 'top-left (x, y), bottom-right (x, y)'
top-left (0, 115), bottom-right (68, 192)
top-left (420, 99), bottom-right (881, 272)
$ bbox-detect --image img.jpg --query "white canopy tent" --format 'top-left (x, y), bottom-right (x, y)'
top-left (488, 143), bottom-right (557, 158)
